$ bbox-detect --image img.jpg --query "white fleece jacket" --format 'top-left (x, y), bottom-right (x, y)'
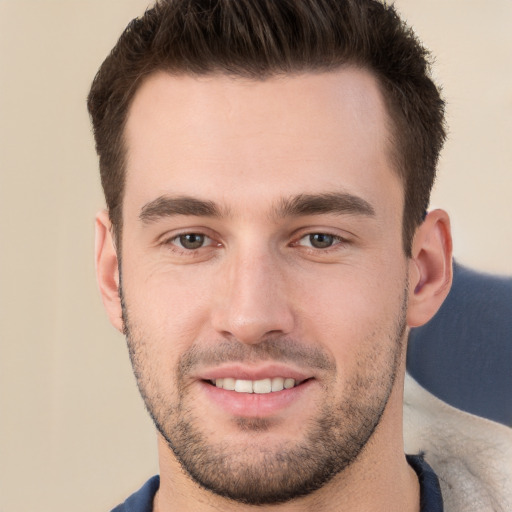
top-left (403, 373), bottom-right (512, 512)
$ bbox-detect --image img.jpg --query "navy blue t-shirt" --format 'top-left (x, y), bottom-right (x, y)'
top-left (111, 455), bottom-right (443, 511)
top-left (407, 455), bottom-right (444, 512)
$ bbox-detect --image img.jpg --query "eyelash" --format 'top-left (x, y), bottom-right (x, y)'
top-left (162, 230), bottom-right (350, 256)
top-left (163, 233), bottom-right (218, 255)
top-left (292, 233), bottom-right (349, 251)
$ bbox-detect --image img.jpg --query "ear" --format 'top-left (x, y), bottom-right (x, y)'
top-left (95, 210), bottom-right (124, 333)
top-left (407, 209), bottom-right (453, 327)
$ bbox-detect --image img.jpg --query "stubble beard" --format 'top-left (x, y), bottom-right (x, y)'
top-left (121, 286), bottom-right (408, 506)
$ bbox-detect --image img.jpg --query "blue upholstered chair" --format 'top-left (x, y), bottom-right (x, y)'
top-left (407, 261), bottom-right (512, 427)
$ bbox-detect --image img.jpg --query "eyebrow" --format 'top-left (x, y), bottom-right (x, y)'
top-left (139, 195), bottom-right (225, 223)
top-left (273, 192), bottom-right (375, 219)
top-left (139, 192), bottom-right (375, 224)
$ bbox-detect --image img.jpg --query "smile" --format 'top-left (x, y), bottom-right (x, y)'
top-left (200, 374), bottom-right (315, 417)
top-left (212, 377), bottom-right (299, 394)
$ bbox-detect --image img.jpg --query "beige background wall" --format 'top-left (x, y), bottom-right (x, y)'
top-left (0, 1), bottom-right (510, 511)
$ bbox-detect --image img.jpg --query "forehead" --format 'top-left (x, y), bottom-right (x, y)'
top-left (123, 69), bottom-right (401, 218)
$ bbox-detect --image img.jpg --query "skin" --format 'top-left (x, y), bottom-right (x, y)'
top-left (96, 68), bottom-right (452, 511)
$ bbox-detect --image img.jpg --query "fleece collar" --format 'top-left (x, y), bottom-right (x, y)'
top-left (404, 373), bottom-right (512, 512)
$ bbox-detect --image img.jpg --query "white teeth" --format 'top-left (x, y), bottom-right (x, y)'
top-left (253, 378), bottom-right (272, 394)
top-left (234, 379), bottom-right (253, 393)
top-left (271, 377), bottom-right (284, 391)
top-left (284, 378), bottom-right (295, 389)
top-left (223, 377), bottom-right (236, 391)
top-left (214, 377), bottom-right (297, 393)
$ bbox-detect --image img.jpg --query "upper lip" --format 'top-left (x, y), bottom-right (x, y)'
top-left (195, 364), bottom-right (313, 383)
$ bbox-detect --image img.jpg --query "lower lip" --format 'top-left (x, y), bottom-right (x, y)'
top-left (199, 380), bottom-right (314, 418)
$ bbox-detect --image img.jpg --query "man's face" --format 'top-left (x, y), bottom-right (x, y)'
top-left (120, 69), bottom-right (410, 504)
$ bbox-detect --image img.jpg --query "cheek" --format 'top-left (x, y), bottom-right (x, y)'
top-left (293, 260), bottom-right (407, 365)
top-left (121, 262), bottom-right (216, 359)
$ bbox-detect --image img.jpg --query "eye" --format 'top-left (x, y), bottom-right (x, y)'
top-left (307, 233), bottom-right (335, 249)
top-left (298, 233), bottom-right (340, 249)
top-left (172, 233), bottom-right (211, 250)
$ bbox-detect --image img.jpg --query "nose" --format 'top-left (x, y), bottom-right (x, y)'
top-left (211, 248), bottom-right (295, 345)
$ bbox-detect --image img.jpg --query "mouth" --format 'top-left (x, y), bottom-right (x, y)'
top-left (197, 365), bottom-right (316, 417)
top-left (208, 377), bottom-right (305, 394)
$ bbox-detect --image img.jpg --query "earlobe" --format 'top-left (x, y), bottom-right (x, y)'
top-left (407, 209), bottom-right (453, 328)
top-left (95, 210), bottom-right (124, 333)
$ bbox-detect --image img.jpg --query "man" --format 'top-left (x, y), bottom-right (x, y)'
top-left (88, 1), bottom-right (512, 511)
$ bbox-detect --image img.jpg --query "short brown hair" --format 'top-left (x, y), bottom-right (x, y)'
top-left (87, 0), bottom-right (446, 255)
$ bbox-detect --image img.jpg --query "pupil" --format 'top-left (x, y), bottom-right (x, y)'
top-left (310, 233), bottom-right (333, 249)
top-left (180, 234), bottom-right (204, 249)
